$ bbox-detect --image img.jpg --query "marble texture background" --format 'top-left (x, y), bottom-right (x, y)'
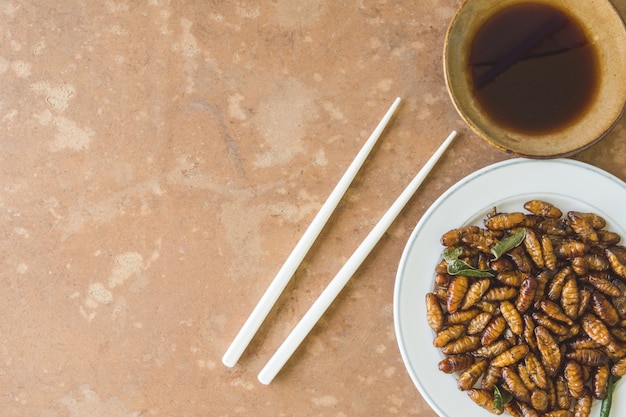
top-left (0, 1), bottom-right (624, 416)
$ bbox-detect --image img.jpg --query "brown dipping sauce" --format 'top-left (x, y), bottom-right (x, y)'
top-left (469, 2), bottom-right (600, 135)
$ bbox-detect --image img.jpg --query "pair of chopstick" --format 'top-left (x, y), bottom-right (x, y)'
top-left (222, 97), bottom-right (457, 384)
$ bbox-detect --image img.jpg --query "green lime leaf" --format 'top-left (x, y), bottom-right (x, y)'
top-left (493, 385), bottom-right (512, 412)
top-left (443, 247), bottom-right (463, 262)
top-left (457, 268), bottom-right (496, 278)
top-left (442, 246), bottom-right (494, 277)
top-left (491, 229), bottom-right (526, 260)
top-left (600, 375), bottom-right (621, 417)
top-left (446, 259), bottom-right (495, 278)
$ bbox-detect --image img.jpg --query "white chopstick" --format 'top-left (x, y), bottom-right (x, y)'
top-left (222, 97), bottom-right (402, 368)
top-left (257, 130), bottom-right (458, 384)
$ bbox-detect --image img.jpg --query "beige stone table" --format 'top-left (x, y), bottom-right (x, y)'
top-left (1, 1), bottom-right (624, 416)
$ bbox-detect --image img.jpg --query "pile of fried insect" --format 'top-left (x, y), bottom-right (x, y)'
top-left (426, 200), bottom-right (626, 417)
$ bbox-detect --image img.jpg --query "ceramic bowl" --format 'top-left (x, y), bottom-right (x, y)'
top-left (444, 0), bottom-right (626, 158)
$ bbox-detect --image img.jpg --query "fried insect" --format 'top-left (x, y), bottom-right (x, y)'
top-left (434, 273), bottom-right (451, 287)
top-left (533, 270), bottom-right (551, 306)
top-left (542, 377), bottom-right (555, 411)
top-left (611, 327), bottom-right (626, 343)
top-left (523, 228), bottom-right (544, 268)
top-left (605, 245), bottom-right (626, 278)
top-left (535, 326), bottom-right (562, 372)
top-left (571, 257), bottom-right (588, 276)
top-left (475, 300), bottom-right (499, 314)
top-left (591, 292), bottom-right (620, 326)
top-left (500, 300), bottom-right (523, 335)
top-left (433, 324), bottom-right (466, 348)
top-left (483, 286), bottom-right (518, 301)
top-left (516, 401), bottom-right (540, 417)
top-left (555, 376), bottom-right (572, 410)
top-left (564, 360), bottom-right (586, 398)
top-left (560, 276), bottom-right (580, 319)
top-left (502, 366), bottom-right (531, 403)
top-left (586, 273), bottom-right (622, 298)
top-left (447, 275), bottom-right (469, 313)
top-left (568, 211), bottom-right (599, 243)
top-left (598, 230), bottom-right (621, 246)
top-left (441, 225), bottom-right (480, 246)
top-left (517, 362), bottom-right (536, 390)
top-left (572, 388), bottom-right (591, 417)
top-left (581, 313), bottom-right (612, 346)
top-left (508, 246), bottom-right (534, 274)
top-left (490, 256), bottom-right (516, 272)
top-left (605, 339), bottom-right (626, 360)
top-left (441, 335), bottom-right (481, 355)
top-left (480, 315), bottom-right (508, 346)
top-left (447, 308), bottom-right (481, 325)
top-left (491, 344), bottom-right (529, 367)
top-left (612, 279), bottom-right (626, 318)
top-left (592, 364), bottom-right (610, 400)
top-left (521, 214), bottom-right (543, 228)
top-left (438, 354), bottom-right (474, 373)
top-left (433, 286), bottom-right (447, 303)
top-left (481, 364), bottom-right (503, 390)
top-left (531, 388), bottom-right (550, 413)
top-left (467, 388), bottom-right (503, 415)
top-left (525, 352), bottom-right (548, 390)
top-left (462, 230), bottom-right (497, 253)
top-left (472, 339), bottom-right (511, 359)
top-left (524, 200), bottom-right (562, 218)
top-left (484, 211), bottom-right (526, 230)
top-left (516, 275), bottom-right (538, 313)
top-left (545, 377), bottom-right (557, 411)
top-left (478, 252), bottom-right (491, 271)
top-left (537, 217), bottom-right (572, 236)
top-left (426, 293), bottom-right (444, 332)
top-left (496, 270), bottom-right (526, 287)
top-left (457, 359), bottom-right (487, 391)
top-left (568, 336), bottom-right (602, 350)
top-left (467, 311), bottom-right (493, 335)
top-left (560, 323), bottom-right (582, 342)
top-left (544, 411), bottom-right (574, 417)
top-left (503, 327), bottom-right (517, 346)
top-left (584, 252), bottom-right (610, 271)
top-left (539, 300), bottom-right (574, 325)
top-left (612, 356), bottom-right (626, 377)
top-left (532, 311), bottom-right (569, 336)
top-left (569, 211), bottom-right (606, 229)
top-left (500, 401), bottom-right (521, 417)
top-left (541, 235), bottom-right (557, 271)
top-left (577, 288), bottom-right (592, 318)
top-left (547, 267), bottom-right (572, 302)
top-left (522, 314), bottom-right (538, 352)
top-left (556, 240), bottom-right (589, 259)
top-left (461, 278), bottom-right (491, 310)
top-left (565, 348), bottom-right (609, 366)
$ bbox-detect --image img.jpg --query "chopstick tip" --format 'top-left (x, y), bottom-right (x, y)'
top-left (390, 97), bottom-right (401, 111)
top-left (258, 370), bottom-right (274, 385)
top-left (222, 352), bottom-right (237, 368)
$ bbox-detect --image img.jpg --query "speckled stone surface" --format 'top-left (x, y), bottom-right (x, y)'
top-left (0, 1), bottom-right (624, 416)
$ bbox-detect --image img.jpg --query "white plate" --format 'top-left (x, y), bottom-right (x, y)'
top-left (394, 158), bottom-right (626, 417)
